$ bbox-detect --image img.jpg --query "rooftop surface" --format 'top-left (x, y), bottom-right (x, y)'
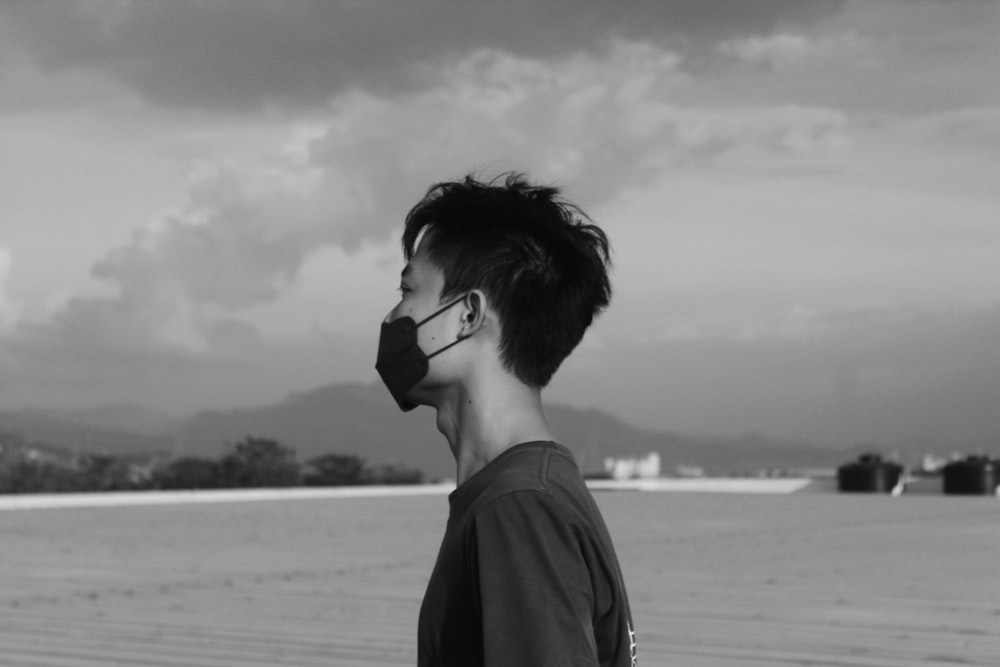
top-left (1, 488), bottom-right (997, 666)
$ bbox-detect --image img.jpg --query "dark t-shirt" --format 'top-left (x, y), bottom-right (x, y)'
top-left (417, 441), bottom-right (636, 667)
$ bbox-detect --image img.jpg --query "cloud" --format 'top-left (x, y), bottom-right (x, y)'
top-left (0, 30), bottom-right (864, 413)
top-left (0, 233), bottom-right (401, 412)
top-left (718, 31), bottom-right (864, 69)
top-left (0, 0), bottom-right (844, 112)
top-left (8, 0), bottom-right (998, 428)
top-left (700, 5), bottom-right (1000, 118)
top-left (11, 31), bottom-right (992, 358)
top-left (307, 42), bottom-right (851, 212)
top-left (90, 157), bottom-right (368, 310)
top-left (70, 40), bottom-right (852, 326)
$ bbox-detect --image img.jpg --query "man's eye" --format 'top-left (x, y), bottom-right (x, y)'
top-left (397, 285), bottom-right (411, 294)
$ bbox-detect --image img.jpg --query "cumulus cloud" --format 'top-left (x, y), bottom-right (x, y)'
top-left (0, 0), bottom-right (844, 112)
top-left (0, 34), bottom-right (871, 414)
top-left (10, 0), bottom-right (999, 431)
top-left (91, 157), bottom-right (368, 310)
top-left (67, 40), bottom-right (855, 344)
top-left (311, 42), bottom-right (850, 206)
top-left (15, 22), bottom-right (994, 390)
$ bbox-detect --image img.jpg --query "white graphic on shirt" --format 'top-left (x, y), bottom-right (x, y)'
top-left (627, 620), bottom-right (637, 666)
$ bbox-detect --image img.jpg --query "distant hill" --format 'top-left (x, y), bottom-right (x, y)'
top-left (0, 408), bottom-right (175, 459)
top-left (18, 404), bottom-right (182, 437)
top-left (174, 383), bottom-right (857, 479)
top-left (2, 383), bottom-right (912, 479)
top-left (175, 383), bottom-right (456, 478)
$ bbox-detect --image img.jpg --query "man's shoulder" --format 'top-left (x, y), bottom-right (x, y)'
top-left (472, 442), bottom-right (555, 504)
top-left (464, 441), bottom-right (591, 517)
top-left (493, 439), bottom-right (582, 486)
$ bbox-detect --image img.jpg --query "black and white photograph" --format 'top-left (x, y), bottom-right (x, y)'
top-left (1, 1), bottom-right (998, 665)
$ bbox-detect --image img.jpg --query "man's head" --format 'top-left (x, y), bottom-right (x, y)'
top-left (399, 172), bottom-right (612, 389)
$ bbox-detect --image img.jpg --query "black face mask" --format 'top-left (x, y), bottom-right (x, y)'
top-left (375, 296), bottom-right (468, 411)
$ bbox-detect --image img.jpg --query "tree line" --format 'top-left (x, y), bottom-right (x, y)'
top-left (0, 434), bottom-right (425, 494)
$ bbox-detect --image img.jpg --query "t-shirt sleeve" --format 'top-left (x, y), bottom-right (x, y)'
top-left (470, 490), bottom-right (603, 667)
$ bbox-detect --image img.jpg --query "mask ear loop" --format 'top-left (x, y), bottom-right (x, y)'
top-left (415, 295), bottom-right (468, 327)
top-left (417, 294), bottom-right (473, 360)
top-left (425, 336), bottom-right (466, 360)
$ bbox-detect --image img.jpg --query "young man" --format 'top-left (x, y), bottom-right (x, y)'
top-left (376, 173), bottom-right (636, 666)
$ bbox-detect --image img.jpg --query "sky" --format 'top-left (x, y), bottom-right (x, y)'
top-left (1, 0), bottom-right (998, 450)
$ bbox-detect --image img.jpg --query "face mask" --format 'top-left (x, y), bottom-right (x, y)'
top-left (375, 295), bottom-right (468, 411)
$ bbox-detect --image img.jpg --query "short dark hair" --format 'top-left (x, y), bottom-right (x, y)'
top-left (402, 172), bottom-right (612, 388)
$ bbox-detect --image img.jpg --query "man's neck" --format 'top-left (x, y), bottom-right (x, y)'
top-left (434, 380), bottom-right (555, 485)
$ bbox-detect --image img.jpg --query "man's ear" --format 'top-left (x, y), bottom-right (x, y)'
top-left (459, 289), bottom-right (488, 338)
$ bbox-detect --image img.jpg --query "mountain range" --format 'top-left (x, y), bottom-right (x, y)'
top-left (0, 382), bottom-right (929, 480)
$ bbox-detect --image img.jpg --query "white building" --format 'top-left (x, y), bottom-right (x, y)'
top-left (604, 452), bottom-right (661, 480)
